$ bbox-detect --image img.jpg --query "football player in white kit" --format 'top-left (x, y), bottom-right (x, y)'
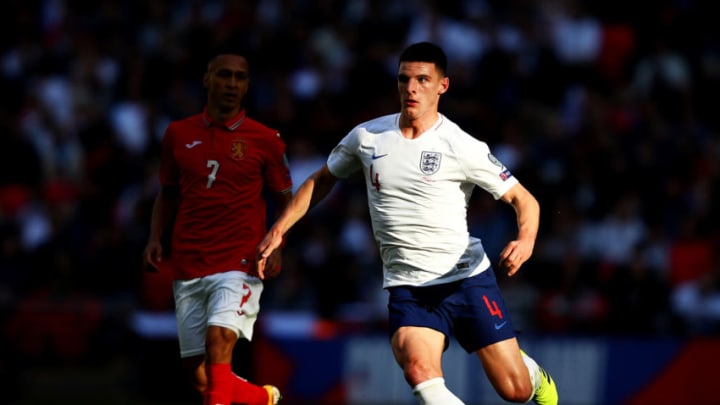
top-left (257, 42), bottom-right (558, 405)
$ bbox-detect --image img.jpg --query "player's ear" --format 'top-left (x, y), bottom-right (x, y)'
top-left (203, 72), bottom-right (210, 88)
top-left (439, 76), bottom-right (449, 95)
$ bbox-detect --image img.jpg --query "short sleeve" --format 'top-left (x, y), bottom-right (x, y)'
top-left (159, 124), bottom-right (179, 186)
top-left (459, 134), bottom-right (519, 200)
top-left (327, 130), bottom-right (362, 178)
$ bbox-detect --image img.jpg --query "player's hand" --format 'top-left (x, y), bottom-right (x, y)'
top-left (257, 230), bottom-right (283, 280)
top-left (259, 248), bottom-right (283, 280)
top-left (498, 239), bottom-right (534, 276)
top-left (143, 240), bottom-right (163, 273)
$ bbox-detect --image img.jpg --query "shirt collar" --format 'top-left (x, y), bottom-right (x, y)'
top-left (202, 108), bottom-right (247, 131)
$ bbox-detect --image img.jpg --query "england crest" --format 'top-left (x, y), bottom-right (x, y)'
top-left (420, 151), bottom-right (442, 175)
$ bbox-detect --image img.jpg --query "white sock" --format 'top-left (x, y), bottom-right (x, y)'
top-left (521, 350), bottom-right (542, 402)
top-left (412, 377), bottom-right (465, 405)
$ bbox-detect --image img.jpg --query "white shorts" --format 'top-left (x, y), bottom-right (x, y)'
top-left (173, 271), bottom-right (264, 358)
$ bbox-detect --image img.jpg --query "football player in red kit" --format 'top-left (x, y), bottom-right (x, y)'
top-left (144, 51), bottom-right (291, 405)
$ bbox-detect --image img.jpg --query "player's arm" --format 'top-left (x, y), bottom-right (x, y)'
top-left (143, 185), bottom-right (180, 271)
top-left (257, 164), bottom-right (338, 279)
top-left (272, 189), bottom-right (294, 223)
top-left (497, 182), bottom-right (540, 276)
top-left (258, 189), bottom-right (293, 279)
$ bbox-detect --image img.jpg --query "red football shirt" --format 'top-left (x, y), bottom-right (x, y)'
top-left (159, 109), bottom-right (292, 280)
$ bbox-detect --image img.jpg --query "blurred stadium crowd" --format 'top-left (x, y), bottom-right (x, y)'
top-left (1, 0), bottom-right (719, 377)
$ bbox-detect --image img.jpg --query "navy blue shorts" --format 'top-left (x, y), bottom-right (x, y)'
top-left (387, 269), bottom-right (517, 353)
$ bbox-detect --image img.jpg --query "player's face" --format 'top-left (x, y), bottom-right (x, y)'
top-left (204, 54), bottom-right (249, 114)
top-left (397, 61), bottom-right (449, 122)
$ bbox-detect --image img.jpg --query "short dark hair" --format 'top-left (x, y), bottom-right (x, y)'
top-left (206, 44), bottom-right (252, 74)
top-left (398, 42), bottom-right (448, 76)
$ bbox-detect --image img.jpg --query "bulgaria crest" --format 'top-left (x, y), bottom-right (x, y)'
top-left (420, 151), bottom-right (442, 175)
top-left (231, 139), bottom-right (246, 160)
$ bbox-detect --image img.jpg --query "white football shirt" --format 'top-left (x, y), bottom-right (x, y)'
top-left (327, 113), bottom-right (519, 287)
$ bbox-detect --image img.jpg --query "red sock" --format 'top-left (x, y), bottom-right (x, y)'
top-left (230, 372), bottom-right (269, 405)
top-left (206, 363), bottom-right (233, 405)
top-left (206, 363), bottom-right (269, 405)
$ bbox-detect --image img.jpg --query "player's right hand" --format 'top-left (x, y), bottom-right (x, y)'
top-left (143, 240), bottom-right (163, 272)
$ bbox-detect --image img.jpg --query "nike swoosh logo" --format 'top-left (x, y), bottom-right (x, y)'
top-left (185, 140), bottom-right (202, 149)
top-left (371, 153), bottom-right (388, 160)
top-left (494, 321), bottom-right (507, 330)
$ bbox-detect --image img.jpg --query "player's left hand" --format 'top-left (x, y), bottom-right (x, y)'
top-left (498, 239), bottom-right (534, 276)
top-left (260, 248), bottom-right (282, 279)
top-left (257, 230), bottom-right (284, 280)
